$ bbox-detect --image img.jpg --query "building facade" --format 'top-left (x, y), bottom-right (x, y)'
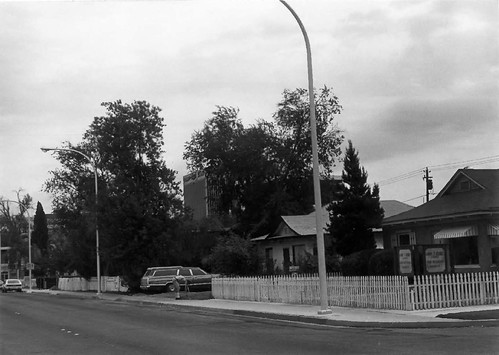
top-left (383, 169), bottom-right (499, 273)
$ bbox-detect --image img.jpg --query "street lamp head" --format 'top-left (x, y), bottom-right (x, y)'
top-left (40, 147), bottom-right (55, 153)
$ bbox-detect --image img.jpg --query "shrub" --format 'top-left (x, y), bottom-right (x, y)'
top-left (207, 233), bottom-right (259, 276)
top-left (340, 249), bottom-right (378, 276)
top-left (368, 249), bottom-right (395, 276)
top-left (295, 252), bottom-right (342, 274)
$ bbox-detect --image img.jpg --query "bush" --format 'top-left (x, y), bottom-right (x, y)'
top-left (294, 252), bottom-right (342, 274)
top-left (340, 249), bottom-right (378, 276)
top-left (207, 233), bottom-right (259, 276)
top-left (368, 249), bottom-right (395, 276)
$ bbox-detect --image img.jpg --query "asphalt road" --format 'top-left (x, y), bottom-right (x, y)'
top-left (1, 292), bottom-right (498, 355)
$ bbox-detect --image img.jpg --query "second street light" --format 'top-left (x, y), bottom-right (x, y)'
top-left (41, 147), bottom-right (101, 295)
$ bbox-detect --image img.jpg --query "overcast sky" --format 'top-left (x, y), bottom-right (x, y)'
top-left (1, 0), bottom-right (498, 213)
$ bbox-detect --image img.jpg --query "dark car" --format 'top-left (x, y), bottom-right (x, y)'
top-left (2, 279), bottom-right (23, 293)
top-left (140, 266), bottom-right (216, 293)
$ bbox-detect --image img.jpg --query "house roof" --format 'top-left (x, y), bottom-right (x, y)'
top-left (251, 199), bottom-right (411, 241)
top-left (380, 200), bottom-right (414, 219)
top-left (279, 208), bottom-right (330, 237)
top-left (383, 169), bottom-right (499, 226)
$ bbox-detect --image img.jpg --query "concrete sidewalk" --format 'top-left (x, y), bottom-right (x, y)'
top-left (27, 289), bottom-right (499, 329)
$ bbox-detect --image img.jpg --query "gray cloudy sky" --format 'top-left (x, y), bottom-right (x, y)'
top-left (1, 0), bottom-right (498, 213)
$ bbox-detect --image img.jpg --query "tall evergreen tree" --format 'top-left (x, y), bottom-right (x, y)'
top-left (32, 202), bottom-right (49, 253)
top-left (328, 141), bottom-right (384, 257)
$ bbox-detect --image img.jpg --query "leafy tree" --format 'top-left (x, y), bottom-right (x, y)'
top-left (184, 86), bottom-right (344, 238)
top-left (207, 232), bottom-right (259, 275)
top-left (184, 106), bottom-right (246, 217)
top-left (0, 192), bottom-right (33, 275)
top-left (44, 100), bottom-right (183, 290)
top-left (328, 141), bottom-right (384, 257)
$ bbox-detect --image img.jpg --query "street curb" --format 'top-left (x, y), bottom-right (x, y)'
top-left (30, 291), bottom-right (499, 329)
top-left (155, 303), bottom-right (499, 329)
top-left (109, 296), bottom-right (499, 329)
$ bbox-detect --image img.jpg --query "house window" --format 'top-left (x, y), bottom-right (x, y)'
top-left (265, 248), bottom-right (273, 262)
top-left (399, 234), bottom-right (410, 246)
top-left (292, 244), bottom-right (306, 264)
top-left (395, 232), bottom-right (416, 246)
top-left (490, 237), bottom-right (499, 266)
top-left (451, 237), bottom-right (478, 266)
top-left (460, 181), bottom-right (470, 191)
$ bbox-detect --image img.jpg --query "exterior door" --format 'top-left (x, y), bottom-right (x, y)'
top-left (283, 248), bottom-right (290, 273)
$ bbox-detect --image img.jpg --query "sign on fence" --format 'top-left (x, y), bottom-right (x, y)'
top-left (396, 247), bottom-right (414, 276)
top-left (395, 245), bottom-right (451, 276)
top-left (424, 247), bottom-right (446, 273)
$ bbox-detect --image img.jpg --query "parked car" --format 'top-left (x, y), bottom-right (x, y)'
top-left (2, 279), bottom-right (23, 293)
top-left (140, 266), bottom-right (216, 293)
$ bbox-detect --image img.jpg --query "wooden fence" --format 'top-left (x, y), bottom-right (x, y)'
top-left (58, 276), bottom-right (128, 293)
top-left (412, 272), bottom-right (499, 310)
top-left (213, 272), bottom-right (499, 311)
top-left (329, 275), bottom-right (411, 310)
top-left (213, 275), bottom-right (412, 310)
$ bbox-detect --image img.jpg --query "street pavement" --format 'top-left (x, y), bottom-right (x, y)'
top-left (27, 289), bottom-right (499, 329)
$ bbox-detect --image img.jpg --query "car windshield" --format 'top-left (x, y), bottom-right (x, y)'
top-left (191, 268), bottom-right (208, 276)
top-left (7, 280), bottom-right (21, 284)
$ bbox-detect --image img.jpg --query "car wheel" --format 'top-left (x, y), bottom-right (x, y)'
top-left (166, 283), bottom-right (176, 293)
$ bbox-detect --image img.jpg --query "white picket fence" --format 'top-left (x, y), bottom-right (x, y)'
top-left (213, 275), bottom-right (412, 310)
top-left (329, 275), bottom-right (411, 310)
top-left (213, 272), bottom-right (499, 311)
top-left (58, 276), bottom-right (128, 292)
top-left (412, 272), bottom-right (499, 310)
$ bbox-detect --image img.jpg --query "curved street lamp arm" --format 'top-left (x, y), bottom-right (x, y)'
top-left (40, 147), bottom-right (94, 166)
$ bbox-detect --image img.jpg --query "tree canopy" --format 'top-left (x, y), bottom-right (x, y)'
top-left (0, 192), bottom-right (32, 273)
top-left (327, 141), bottom-right (384, 257)
top-left (184, 86), bottom-right (344, 237)
top-left (44, 100), bottom-right (183, 289)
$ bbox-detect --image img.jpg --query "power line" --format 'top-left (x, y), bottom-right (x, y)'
top-left (402, 194), bottom-right (426, 203)
top-left (377, 155), bottom-right (499, 186)
top-left (377, 169), bottom-right (421, 186)
top-left (430, 155), bottom-right (499, 172)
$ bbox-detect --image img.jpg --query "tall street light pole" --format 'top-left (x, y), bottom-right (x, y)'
top-left (41, 147), bottom-right (101, 295)
top-left (279, 0), bottom-right (331, 314)
top-left (1, 199), bottom-right (33, 293)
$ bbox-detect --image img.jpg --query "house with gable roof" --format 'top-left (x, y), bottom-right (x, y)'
top-left (252, 200), bottom-right (413, 273)
top-left (383, 169), bottom-right (499, 273)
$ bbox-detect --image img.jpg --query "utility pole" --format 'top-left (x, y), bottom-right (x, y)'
top-left (423, 167), bottom-right (433, 203)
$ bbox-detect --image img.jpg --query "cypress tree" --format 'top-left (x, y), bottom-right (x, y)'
top-left (32, 202), bottom-right (49, 254)
top-left (328, 141), bottom-right (384, 256)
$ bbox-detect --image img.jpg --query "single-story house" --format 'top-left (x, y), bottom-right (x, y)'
top-left (382, 169), bottom-right (499, 273)
top-left (252, 200), bottom-right (412, 273)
